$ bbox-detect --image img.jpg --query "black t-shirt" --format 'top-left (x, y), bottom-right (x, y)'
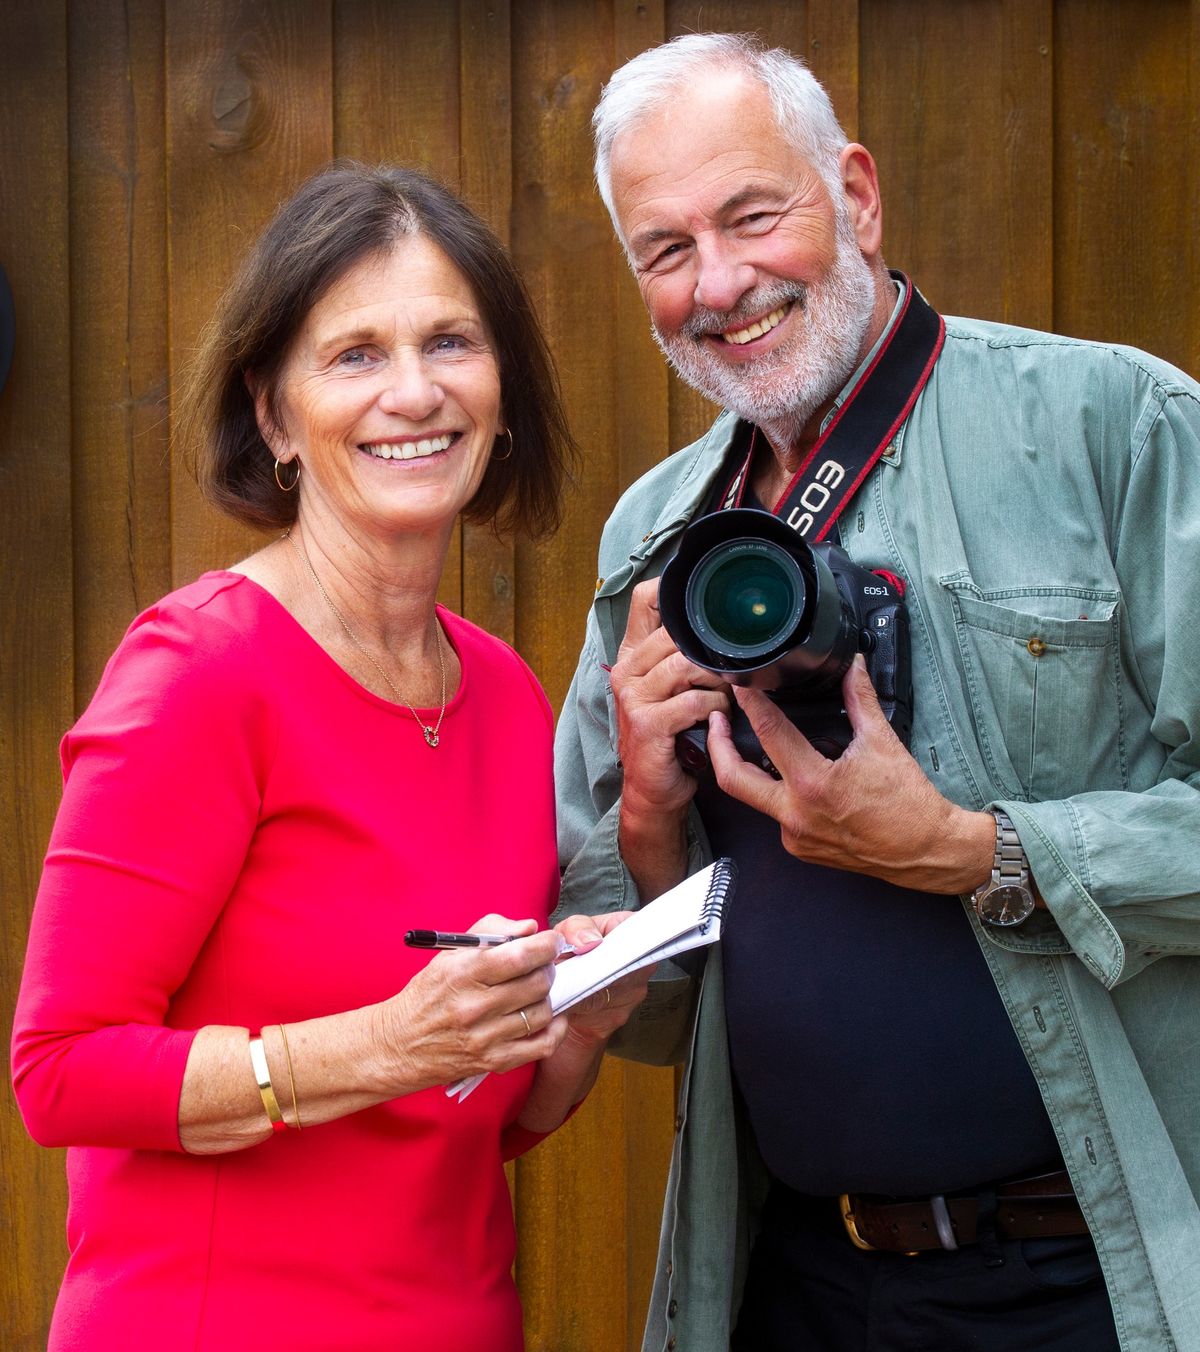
top-left (698, 769), bottom-right (1062, 1196)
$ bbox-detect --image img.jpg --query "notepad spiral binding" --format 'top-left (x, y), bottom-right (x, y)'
top-left (701, 857), bottom-right (738, 931)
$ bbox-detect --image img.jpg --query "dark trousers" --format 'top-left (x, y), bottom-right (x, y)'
top-left (731, 1185), bottom-right (1120, 1352)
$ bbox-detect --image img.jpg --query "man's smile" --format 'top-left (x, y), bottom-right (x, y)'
top-left (717, 302), bottom-right (793, 347)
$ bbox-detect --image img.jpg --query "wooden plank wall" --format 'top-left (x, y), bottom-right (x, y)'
top-left (2, 2), bottom-right (1197, 1348)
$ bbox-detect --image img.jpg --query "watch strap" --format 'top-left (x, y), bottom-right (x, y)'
top-left (991, 809), bottom-right (1029, 888)
top-left (972, 809), bottom-right (1036, 927)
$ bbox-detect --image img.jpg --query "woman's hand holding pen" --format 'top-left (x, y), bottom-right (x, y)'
top-left (180, 919), bottom-right (576, 1155)
top-left (378, 916), bottom-right (570, 1092)
top-left (183, 911), bottom-right (653, 1150)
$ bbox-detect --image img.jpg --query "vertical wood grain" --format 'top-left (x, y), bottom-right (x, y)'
top-left (664, 0), bottom-right (808, 51)
top-left (612, 0), bottom-right (672, 493)
top-left (1190, 0), bottom-right (1199, 377)
top-left (165, 0), bottom-right (334, 585)
top-left (511, 1), bottom-right (620, 715)
top-left (0, 12), bottom-right (73, 1350)
top-left (1000, 0), bottom-right (1054, 329)
top-left (69, 0), bottom-right (171, 706)
top-left (860, 0), bottom-right (1053, 325)
top-left (331, 0), bottom-right (464, 611)
top-left (333, 0), bottom-right (460, 182)
top-left (604, 8), bottom-right (685, 1338)
top-left (807, 0), bottom-right (860, 140)
top-left (510, 8), bottom-right (635, 1345)
top-left (460, 0), bottom-right (517, 643)
top-left (1054, 0), bottom-right (1194, 370)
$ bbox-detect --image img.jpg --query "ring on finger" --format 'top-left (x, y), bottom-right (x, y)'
top-left (517, 1008), bottom-right (532, 1037)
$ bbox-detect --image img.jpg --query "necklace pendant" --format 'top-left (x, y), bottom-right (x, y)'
top-left (423, 726), bottom-right (439, 748)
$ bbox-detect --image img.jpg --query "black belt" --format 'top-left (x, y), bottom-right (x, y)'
top-left (838, 1169), bottom-right (1087, 1254)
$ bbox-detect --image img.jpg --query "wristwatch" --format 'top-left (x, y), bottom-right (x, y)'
top-left (972, 809), bottom-right (1036, 927)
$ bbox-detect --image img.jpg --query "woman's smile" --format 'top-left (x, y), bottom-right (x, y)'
top-left (359, 432), bottom-right (456, 461)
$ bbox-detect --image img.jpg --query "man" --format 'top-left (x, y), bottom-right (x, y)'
top-left (555, 31), bottom-right (1200, 1352)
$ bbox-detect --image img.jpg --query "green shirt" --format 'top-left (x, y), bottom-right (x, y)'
top-left (554, 304), bottom-right (1200, 1352)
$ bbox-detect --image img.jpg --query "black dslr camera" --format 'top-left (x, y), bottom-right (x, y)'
top-left (657, 508), bottom-right (912, 774)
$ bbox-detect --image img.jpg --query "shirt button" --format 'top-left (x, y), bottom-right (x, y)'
top-left (1026, 637), bottom-right (1047, 657)
top-left (667, 1339), bottom-right (677, 1350)
top-left (668, 1299), bottom-right (679, 1317)
top-left (666, 1260), bottom-right (673, 1276)
top-left (595, 577), bottom-right (604, 593)
top-left (674, 1114), bottom-right (684, 1132)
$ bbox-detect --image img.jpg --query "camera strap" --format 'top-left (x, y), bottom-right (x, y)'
top-left (715, 271), bottom-right (944, 542)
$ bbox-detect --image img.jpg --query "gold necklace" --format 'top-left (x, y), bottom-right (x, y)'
top-left (284, 529), bottom-right (448, 748)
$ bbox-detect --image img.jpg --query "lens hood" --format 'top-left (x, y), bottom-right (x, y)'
top-left (659, 509), bottom-right (851, 690)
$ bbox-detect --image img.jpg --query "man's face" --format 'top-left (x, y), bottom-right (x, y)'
top-left (609, 72), bottom-right (876, 436)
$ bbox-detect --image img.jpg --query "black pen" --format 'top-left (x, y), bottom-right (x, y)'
top-left (404, 930), bottom-right (515, 950)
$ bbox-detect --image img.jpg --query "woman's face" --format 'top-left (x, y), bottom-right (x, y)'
top-left (265, 236), bottom-right (502, 541)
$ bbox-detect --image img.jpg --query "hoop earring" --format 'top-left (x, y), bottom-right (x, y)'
top-left (274, 457), bottom-right (301, 492)
top-left (493, 429), bottom-right (513, 462)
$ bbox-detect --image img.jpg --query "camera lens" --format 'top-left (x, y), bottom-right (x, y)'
top-left (687, 540), bottom-right (807, 659)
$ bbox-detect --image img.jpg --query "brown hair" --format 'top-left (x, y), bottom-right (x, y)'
top-left (182, 161), bottom-right (574, 537)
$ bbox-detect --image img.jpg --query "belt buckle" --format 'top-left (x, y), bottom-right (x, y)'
top-left (838, 1194), bottom-right (920, 1257)
top-left (838, 1194), bottom-right (877, 1251)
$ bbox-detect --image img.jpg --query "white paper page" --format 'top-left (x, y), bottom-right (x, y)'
top-left (447, 860), bottom-right (731, 1103)
top-left (547, 863), bottom-right (725, 1012)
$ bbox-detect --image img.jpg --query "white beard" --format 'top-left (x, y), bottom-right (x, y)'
top-left (652, 211), bottom-right (877, 447)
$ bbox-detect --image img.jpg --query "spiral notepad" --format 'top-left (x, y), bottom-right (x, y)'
top-left (447, 857), bottom-right (736, 1103)
top-left (543, 856), bottom-right (736, 1013)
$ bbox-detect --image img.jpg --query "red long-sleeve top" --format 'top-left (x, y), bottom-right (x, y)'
top-left (12, 573), bottom-right (559, 1351)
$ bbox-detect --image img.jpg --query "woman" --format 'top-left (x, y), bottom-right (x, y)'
top-left (11, 162), bottom-right (647, 1350)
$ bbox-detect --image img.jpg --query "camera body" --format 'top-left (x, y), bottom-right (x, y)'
top-left (657, 509), bottom-right (912, 772)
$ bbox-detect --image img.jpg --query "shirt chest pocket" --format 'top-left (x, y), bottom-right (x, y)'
top-left (939, 578), bottom-right (1124, 802)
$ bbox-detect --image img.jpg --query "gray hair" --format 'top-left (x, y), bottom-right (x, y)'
top-left (593, 33), bottom-right (849, 237)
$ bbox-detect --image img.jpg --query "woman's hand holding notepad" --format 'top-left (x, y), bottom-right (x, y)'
top-left (447, 858), bottom-right (736, 1102)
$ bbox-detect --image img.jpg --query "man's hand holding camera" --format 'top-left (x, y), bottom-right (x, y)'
top-left (707, 656), bottom-right (995, 896)
top-left (612, 579), bottom-right (731, 900)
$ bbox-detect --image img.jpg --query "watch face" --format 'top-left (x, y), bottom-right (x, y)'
top-left (977, 884), bottom-right (1035, 928)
